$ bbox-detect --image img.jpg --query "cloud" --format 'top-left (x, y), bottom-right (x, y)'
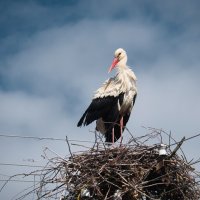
top-left (0, 0), bottom-right (200, 198)
top-left (0, 91), bottom-right (67, 134)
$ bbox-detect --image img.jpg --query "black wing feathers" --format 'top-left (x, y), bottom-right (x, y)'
top-left (77, 94), bottom-right (124, 127)
top-left (77, 109), bottom-right (88, 127)
top-left (77, 93), bottom-right (136, 143)
top-left (104, 93), bottom-right (137, 143)
top-left (133, 93), bottom-right (137, 106)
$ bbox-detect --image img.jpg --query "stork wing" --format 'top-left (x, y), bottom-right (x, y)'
top-left (93, 77), bottom-right (122, 98)
top-left (77, 94), bottom-right (122, 127)
top-left (104, 93), bottom-right (137, 142)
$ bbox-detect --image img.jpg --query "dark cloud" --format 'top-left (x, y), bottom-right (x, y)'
top-left (0, 0), bottom-right (200, 198)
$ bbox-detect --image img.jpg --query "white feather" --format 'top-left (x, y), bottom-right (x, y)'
top-left (93, 66), bottom-right (137, 99)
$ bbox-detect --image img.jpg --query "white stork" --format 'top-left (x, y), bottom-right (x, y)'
top-left (77, 48), bottom-right (137, 143)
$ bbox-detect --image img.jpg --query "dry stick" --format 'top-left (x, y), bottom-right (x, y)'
top-left (159, 182), bottom-right (194, 198)
top-left (190, 158), bottom-right (200, 166)
top-left (135, 187), bottom-right (158, 200)
top-left (98, 173), bottom-right (121, 189)
top-left (169, 130), bottom-right (172, 148)
top-left (66, 136), bottom-right (73, 161)
top-left (115, 171), bottom-right (130, 186)
top-left (141, 167), bottom-right (183, 186)
top-left (71, 143), bottom-right (91, 149)
top-left (125, 126), bottom-right (140, 145)
top-left (13, 182), bottom-right (43, 200)
top-left (7, 178), bottom-right (54, 198)
top-left (90, 130), bottom-right (107, 149)
top-left (11, 129), bottom-right (200, 200)
top-left (168, 137), bottom-right (185, 159)
top-left (159, 128), bottom-right (163, 144)
top-left (0, 175), bottom-right (17, 193)
top-left (38, 183), bottom-right (65, 199)
top-left (92, 130), bottom-right (98, 150)
top-left (104, 186), bottom-right (111, 200)
top-left (0, 171), bottom-right (41, 193)
top-left (148, 127), bottom-right (188, 162)
top-left (184, 132), bottom-right (200, 143)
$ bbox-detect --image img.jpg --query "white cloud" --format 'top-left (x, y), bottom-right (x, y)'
top-left (0, 91), bottom-right (67, 134)
top-left (1, 0), bottom-right (200, 198)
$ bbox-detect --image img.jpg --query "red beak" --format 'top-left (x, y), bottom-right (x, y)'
top-left (108, 58), bottom-right (119, 73)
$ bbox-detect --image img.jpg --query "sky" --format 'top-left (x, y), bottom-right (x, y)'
top-left (0, 0), bottom-right (200, 199)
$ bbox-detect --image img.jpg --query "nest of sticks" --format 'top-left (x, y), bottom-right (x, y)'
top-left (16, 128), bottom-right (200, 200)
top-left (63, 141), bottom-right (200, 199)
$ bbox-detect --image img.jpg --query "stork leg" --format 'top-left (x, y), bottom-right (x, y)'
top-left (120, 116), bottom-right (123, 146)
top-left (112, 127), bottom-right (115, 144)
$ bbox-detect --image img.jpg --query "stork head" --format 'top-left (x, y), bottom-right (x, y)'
top-left (108, 48), bottom-right (127, 73)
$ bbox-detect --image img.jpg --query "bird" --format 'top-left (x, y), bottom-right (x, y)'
top-left (77, 48), bottom-right (137, 143)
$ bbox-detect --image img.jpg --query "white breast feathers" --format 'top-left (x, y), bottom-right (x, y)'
top-left (93, 66), bottom-right (137, 99)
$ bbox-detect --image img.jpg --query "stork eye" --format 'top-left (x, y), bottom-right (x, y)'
top-left (118, 52), bottom-right (121, 56)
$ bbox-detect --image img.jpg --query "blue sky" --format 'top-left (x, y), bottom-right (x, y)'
top-left (1, 0), bottom-right (200, 198)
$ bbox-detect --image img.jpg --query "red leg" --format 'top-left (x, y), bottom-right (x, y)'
top-left (120, 116), bottom-right (123, 146)
top-left (112, 127), bottom-right (115, 144)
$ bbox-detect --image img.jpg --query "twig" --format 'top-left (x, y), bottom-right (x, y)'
top-left (168, 137), bottom-right (185, 159)
top-left (66, 136), bottom-right (73, 161)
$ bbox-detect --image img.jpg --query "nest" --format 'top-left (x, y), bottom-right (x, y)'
top-left (14, 129), bottom-right (200, 200)
top-left (64, 143), bottom-right (199, 199)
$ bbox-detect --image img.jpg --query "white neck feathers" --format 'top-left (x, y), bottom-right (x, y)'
top-left (117, 56), bottom-right (128, 68)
